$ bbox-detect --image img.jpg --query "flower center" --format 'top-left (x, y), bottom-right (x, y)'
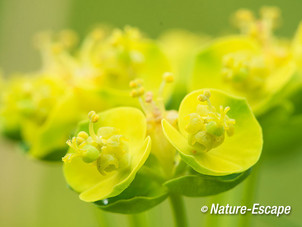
top-left (63, 111), bottom-right (129, 175)
top-left (185, 90), bottom-right (235, 153)
top-left (222, 53), bottom-right (270, 96)
top-left (2, 78), bottom-right (63, 125)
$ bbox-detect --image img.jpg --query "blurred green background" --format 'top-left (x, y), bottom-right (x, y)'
top-left (0, 0), bottom-right (301, 226)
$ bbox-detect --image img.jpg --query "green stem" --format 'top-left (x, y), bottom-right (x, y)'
top-left (239, 164), bottom-right (261, 227)
top-left (169, 194), bottom-right (189, 227)
top-left (93, 207), bottom-right (111, 227)
top-left (128, 213), bottom-right (149, 227)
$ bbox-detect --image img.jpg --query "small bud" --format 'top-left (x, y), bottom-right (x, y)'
top-left (88, 111), bottom-right (99, 123)
top-left (129, 79), bottom-right (143, 88)
top-left (130, 90), bottom-right (138, 97)
top-left (163, 72), bottom-right (174, 83)
top-left (137, 87), bottom-right (145, 96)
top-left (129, 80), bottom-right (138, 88)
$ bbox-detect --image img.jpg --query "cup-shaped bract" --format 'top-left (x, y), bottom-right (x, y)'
top-left (63, 107), bottom-right (151, 202)
top-left (162, 89), bottom-right (262, 176)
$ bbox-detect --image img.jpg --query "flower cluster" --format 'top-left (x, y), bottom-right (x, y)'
top-left (1, 6), bottom-right (302, 216)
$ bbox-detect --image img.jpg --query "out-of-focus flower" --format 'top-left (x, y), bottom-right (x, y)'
top-left (0, 26), bottom-right (171, 161)
top-left (0, 75), bottom-right (66, 141)
top-left (190, 7), bottom-right (296, 115)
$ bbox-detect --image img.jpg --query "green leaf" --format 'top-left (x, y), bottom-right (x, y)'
top-left (94, 172), bottom-right (168, 214)
top-left (164, 169), bottom-right (250, 197)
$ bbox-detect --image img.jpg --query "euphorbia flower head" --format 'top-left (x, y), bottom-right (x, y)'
top-left (63, 107), bottom-right (151, 202)
top-left (162, 89), bottom-right (262, 176)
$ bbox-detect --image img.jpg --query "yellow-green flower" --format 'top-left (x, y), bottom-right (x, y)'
top-left (190, 7), bottom-right (296, 115)
top-left (162, 89), bottom-right (262, 176)
top-left (45, 26), bottom-right (172, 101)
top-left (0, 75), bottom-right (66, 141)
top-left (63, 107), bottom-right (151, 202)
top-left (190, 36), bottom-right (295, 115)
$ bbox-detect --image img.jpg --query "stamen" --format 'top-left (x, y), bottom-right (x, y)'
top-left (197, 90), bottom-right (213, 111)
top-left (158, 72), bottom-right (174, 98)
top-left (88, 111), bottom-right (101, 143)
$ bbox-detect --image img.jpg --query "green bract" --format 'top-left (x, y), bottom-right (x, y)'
top-left (95, 172), bottom-right (167, 213)
top-left (63, 107), bottom-right (151, 202)
top-left (165, 168), bottom-right (250, 197)
top-left (189, 36), bottom-right (296, 115)
top-left (162, 89), bottom-right (262, 176)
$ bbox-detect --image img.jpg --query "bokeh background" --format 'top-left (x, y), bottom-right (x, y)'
top-left (0, 0), bottom-right (301, 226)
